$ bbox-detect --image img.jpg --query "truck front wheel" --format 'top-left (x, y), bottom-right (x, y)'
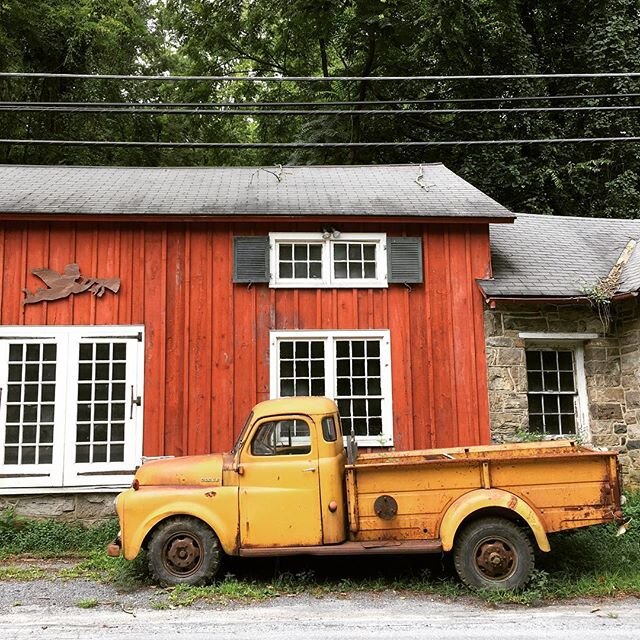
top-left (453, 517), bottom-right (534, 591)
top-left (147, 517), bottom-right (222, 586)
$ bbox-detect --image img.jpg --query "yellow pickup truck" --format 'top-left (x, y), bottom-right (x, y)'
top-left (108, 397), bottom-right (625, 591)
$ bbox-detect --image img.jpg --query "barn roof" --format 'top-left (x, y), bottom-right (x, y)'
top-left (0, 163), bottom-right (513, 220)
top-left (480, 213), bottom-right (640, 299)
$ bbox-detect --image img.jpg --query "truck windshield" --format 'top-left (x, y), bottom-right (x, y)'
top-left (231, 411), bottom-right (254, 455)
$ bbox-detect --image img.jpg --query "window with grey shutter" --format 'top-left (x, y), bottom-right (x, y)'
top-left (233, 236), bottom-right (270, 283)
top-left (387, 237), bottom-right (423, 284)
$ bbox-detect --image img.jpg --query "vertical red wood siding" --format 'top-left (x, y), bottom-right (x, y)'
top-left (0, 220), bottom-right (492, 456)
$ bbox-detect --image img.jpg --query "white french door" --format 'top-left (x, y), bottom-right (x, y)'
top-left (0, 326), bottom-right (144, 491)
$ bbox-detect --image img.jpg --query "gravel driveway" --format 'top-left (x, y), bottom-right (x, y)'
top-left (1, 568), bottom-right (640, 640)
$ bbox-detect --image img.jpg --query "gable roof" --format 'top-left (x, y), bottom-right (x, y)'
top-left (480, 213), bottom-right (640, 299)
top-left (0, 163), bottom-right (513, 220)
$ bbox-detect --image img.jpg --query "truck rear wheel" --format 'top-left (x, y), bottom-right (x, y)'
top-left (453, 517), bottom-right (534, 591)
top-left (147, 517), bottom-right (222, 586)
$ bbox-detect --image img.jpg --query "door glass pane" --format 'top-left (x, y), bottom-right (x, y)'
top-left (74, 342), bottom-right (128, 464)
top-left (2, 342), bottom-right (57, 466)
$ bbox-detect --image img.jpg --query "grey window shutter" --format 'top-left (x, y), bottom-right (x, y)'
top-left (387, 237), bottom-right (423, 284)
top-left (233, 236), bottom-right (270, 283)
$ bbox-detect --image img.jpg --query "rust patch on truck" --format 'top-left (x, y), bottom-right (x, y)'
top-left (507, 495), bottom-right (518, 510)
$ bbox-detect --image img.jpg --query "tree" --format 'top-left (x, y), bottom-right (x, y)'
top-left (0, 0), bottom-right (639, 218)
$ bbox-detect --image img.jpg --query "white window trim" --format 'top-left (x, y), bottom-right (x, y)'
top-left (0, 325), bottom-right (144, 493)
top-left (269, 232), bottom-right (388, 288)
top-left (269, 329), bottom-right (393, 447)
top-left (523, 338), bottom-right (591, 442)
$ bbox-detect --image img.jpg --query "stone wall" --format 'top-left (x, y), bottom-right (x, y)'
top-left (485, 299), bottom-right (640, 488)
top-left (0, 492), bottom-right (117, 525)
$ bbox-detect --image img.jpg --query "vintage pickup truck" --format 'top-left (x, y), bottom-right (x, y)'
top-left (108, 397), bottom-right (625, 590)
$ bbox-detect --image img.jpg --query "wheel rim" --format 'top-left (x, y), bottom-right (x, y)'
top-left (161, 531), bottom-right (204, 578)
top-left (473, 536), bottom-right (517, 581)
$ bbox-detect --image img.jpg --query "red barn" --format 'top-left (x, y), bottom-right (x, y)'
top-left (0, 164), bottom-right (513, 513)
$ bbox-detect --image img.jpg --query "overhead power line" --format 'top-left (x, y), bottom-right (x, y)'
top-left (1, 93), bottom-right (639, 108)
top-left (1, 105), bottom-right (640, 116)
top-left (1, 72), bottom-right (640, 82)
top-left (1, 137), bottom-right (639, 148)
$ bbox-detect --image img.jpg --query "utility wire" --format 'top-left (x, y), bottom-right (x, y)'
top-left (2, 137), bottom-right (639, 148)
top-left (2, 106), bottom-right (640, 116)
top-left (2, 72), bottom-right (640, 82)
top-left (1, 93), bottom-right (639, 108)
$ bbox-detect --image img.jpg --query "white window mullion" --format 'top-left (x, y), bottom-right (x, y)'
top-left (325, 337), bottom-right (336, 412)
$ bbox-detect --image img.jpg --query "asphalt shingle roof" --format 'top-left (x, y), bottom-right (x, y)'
top-left (480, 213), bottom-right (640, 298)
top-left (0, 163), bottom-right (513, 219)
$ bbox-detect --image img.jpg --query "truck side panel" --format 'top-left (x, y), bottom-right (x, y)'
top-left (348, 450), bottom-right (618, 544)
top-left (348, 461), bottom-right (480, 542)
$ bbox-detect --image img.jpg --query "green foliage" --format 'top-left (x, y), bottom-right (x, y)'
top-left (0, 1), bottom-right (639, 218)
top-left (75, 598), bottom-right (99, 608)
top-left (1, 496), bottom-right (640, 603)
top-left (0, 508), bottom-right (118, 558)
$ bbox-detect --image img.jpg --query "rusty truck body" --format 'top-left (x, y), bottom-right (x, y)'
top-left (108, 397), bottom-right (625, 590)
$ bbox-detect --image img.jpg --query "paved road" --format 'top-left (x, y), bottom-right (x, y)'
top-left (1, 589), bottom-right (639, 640)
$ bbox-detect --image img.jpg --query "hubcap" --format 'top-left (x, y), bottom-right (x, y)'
top-left (163, 533), bottom-right (203, 577)
top-left (474, 538), bottom-right (516, 580)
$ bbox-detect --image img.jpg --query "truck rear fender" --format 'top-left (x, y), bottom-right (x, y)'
top-left (439, 489), bottom-right (550, 553)
top-left (124, 504), bottom-right (238, 561)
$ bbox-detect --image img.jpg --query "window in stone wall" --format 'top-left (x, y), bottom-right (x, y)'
top-left (526, 350), bottom-right (577, 436)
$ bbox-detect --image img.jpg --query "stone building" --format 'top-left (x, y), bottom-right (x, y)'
top-left (481, 213), bottom-right (640, 488)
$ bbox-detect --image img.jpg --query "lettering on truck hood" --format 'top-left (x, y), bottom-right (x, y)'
top-left (134, 454), bottom-right (224, 487)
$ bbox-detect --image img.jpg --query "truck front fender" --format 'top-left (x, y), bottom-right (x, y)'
top-left (121, 488), bottom-right (239, 561)
top-left (439, 488), bottom-right (550, 553)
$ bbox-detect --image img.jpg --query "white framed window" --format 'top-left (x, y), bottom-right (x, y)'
top-left (269, 232), bottom-right (387, 288)
top-left (270, 330), bottom-right (393, 447)
top-left (0, 326), bottom-right (144, 492)
top-left (522, 338), bottom-right (590, 440)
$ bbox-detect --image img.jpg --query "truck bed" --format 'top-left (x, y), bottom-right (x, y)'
top-left (345, 440), bottom-right (621, 542)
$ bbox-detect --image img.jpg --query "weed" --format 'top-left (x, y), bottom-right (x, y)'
top-left (0, 565), bottom-right (47, 581)
top-left (61, 551), bottom-right (150, 590)
top-left (76, 598), bottom-right (99, 609)
top-left (0, 508), bottom-right (118, 559)
top-left (0, 494), bottom-right (639, 605)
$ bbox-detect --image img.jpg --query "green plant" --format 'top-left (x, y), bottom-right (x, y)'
top-left (0, 509), bottom-right (118, 558)
top-left (76, 598), bottom-right (99, 609)
top-left (513, 429), bottom-right (544, 443)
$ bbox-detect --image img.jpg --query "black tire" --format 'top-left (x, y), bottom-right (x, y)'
top-left (147, 517), bottom-right (222, 587)
top-left (453, 517), bottom-right (535, 591)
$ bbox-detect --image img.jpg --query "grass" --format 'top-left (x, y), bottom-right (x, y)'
top-left (76, 598), bottom-right (99, 609)
top-left (0, 493), bottom-right (639, 605)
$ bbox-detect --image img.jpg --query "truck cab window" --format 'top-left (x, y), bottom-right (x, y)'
top-left (322, 416), bottom-right (338, 442)
top-left (251, 419), bottom-right (312, 456)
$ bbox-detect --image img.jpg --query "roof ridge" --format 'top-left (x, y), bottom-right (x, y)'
top-left (514, 211), bottom-right (640, 225)
top-left (0, 162), bottom-right (446, 171)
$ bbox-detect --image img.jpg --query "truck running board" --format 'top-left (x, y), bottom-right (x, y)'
top-left (239, 539), bottom-right (443, 557)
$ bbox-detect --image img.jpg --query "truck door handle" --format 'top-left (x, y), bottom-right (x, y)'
top-left (303, 467), bottom-right (317, 473)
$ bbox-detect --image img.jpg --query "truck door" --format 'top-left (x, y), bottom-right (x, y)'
top-left (239, 415), bottom-right (322, 547)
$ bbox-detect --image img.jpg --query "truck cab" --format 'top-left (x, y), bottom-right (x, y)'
top-left (233, 397), bottom-right (347, 548)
